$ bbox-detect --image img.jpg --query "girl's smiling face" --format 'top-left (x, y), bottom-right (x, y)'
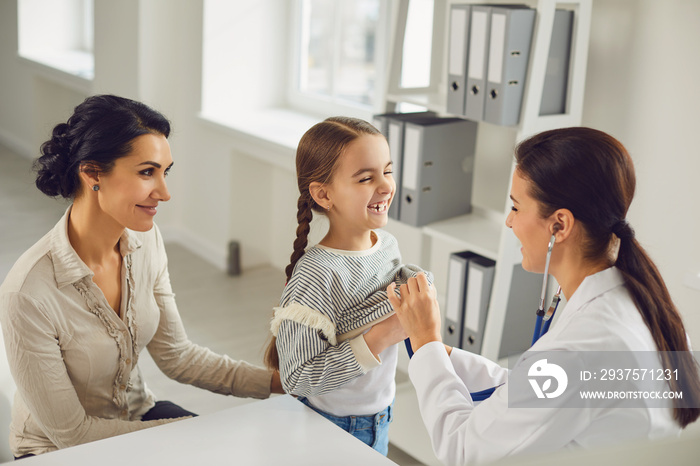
top-left (323, 134), bottom-right (395, 247)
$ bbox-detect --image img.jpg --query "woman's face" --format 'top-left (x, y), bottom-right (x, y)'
top-left (505, 170), bottom-right (553, 273)
top-left (95, 133), bottom-right (173, 232)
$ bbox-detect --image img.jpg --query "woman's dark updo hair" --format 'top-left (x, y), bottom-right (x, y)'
top-left (34, 94), bottom-right (171, 199)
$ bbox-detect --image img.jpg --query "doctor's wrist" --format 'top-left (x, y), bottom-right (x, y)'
top-left (409, 333), bottom-right (442, 354)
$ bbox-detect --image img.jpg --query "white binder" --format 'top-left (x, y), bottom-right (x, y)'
top-left (446, 4), bottom-right (471, 115)
top-left (399, 117), bottom-right (477, 227)
top-left (483, 6), bottom-right (536, 126)
top-left (443, 251), bottom-right (475, 347)
top-left (373, 112), bottom-right (436, 220)
top-left (464, 5), bottom-right (491, 121)
top-left (461, 254), bottom-right (496, 353)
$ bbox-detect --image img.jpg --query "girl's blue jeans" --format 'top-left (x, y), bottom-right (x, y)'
top-left (298, 397), bottom-right (393, 456)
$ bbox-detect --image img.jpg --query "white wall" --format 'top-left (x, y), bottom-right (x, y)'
top-left (582, 0), bottom-right (700, 341)
top-left (0, 0), bottom-right (698, 343)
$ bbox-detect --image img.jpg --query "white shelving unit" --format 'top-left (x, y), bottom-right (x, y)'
top-left (383, 1), bottom-right (591, 463)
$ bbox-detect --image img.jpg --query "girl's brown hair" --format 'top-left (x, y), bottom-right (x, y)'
top-left (515, 127), bottom-right (700, 427)
top-left (264, 117), bottom-right (382, 370)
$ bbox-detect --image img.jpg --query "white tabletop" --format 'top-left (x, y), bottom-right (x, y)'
top-left (6, 395), bottom-right (397, 465)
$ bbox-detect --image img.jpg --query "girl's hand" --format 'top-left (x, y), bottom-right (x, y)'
top-left (386, 273), bottom-right (442, 353)
top-left (364, 314), bottom-right (407, 358)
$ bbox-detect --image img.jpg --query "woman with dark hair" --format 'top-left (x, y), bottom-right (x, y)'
top-left (0, 95), bottom-right (282, 459)
top-left (387, 127), bottom-right (700, 465)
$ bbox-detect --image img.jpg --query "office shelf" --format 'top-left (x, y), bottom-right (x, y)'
top-left (422, 208), bottom-right (503, 261)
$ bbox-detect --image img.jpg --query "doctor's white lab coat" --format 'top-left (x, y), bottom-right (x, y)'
top-left (408, 267), bottom-right (681, 466)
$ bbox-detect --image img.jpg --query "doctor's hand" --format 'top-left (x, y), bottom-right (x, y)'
top-left (386, 273), bottom-right (442, 353)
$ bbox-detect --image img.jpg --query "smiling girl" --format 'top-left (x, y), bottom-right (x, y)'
top-left (265, 117), bottom-right (432, 455)
top-left (0, 95), bottom-right (282, 459)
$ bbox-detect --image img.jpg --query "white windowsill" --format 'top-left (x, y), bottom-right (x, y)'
top-left (18, 50), bottom-right (93, 94)
top-left (198, 108), bottom-right (325, 172)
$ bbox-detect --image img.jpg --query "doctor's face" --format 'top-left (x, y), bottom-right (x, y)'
top-left (505, 170), bottom-right (553, 273)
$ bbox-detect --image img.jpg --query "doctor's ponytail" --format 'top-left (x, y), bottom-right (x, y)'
top-left (515, 127), bottom-right (700, 428)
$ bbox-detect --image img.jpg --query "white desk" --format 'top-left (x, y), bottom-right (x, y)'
top-left (5, 395), bottom-right (397, 465)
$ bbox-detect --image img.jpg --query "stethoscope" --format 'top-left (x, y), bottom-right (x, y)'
top-left (404, 234), bottom-right (563, 402)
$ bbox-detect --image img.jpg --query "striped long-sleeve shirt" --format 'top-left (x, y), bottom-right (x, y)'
top-left (271, 229), bottom-right (432, 416)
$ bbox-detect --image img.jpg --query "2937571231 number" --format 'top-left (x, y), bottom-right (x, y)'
top-left (599, 368), bottom-right (678, 381)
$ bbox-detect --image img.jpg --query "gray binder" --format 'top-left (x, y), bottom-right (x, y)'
top-left (484, 6), bottom-right (535, 126)
top-left (498, 264), bottom-right (542, 359)
top-left (540, 9), bottom-right (574, 115)
top-left (461, 254), bottom-right (496, 353)
top-left (443, 251), bottom-right (476, 347)
top-left (399, 117), bottom-right (477, 227)
top-left (373, 112), bottom-right (436, 220)
top-left (446, 4), bottom-right (471, 115)
top-left (464, 5), bottom-right (491, 121)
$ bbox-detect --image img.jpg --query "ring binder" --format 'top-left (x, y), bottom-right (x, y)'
top-left (399, 117), bottom-right (477, 227)
top-left (484, 6), bottom-right (536, 126)
top-left (464, 5), bottom-right (491, 121)
top-left (443, 251), bottom-right (476, 347)
top-left (373, 112), bottom-right (436, 220)
top-left (447, 4), bottom-right (471, 115)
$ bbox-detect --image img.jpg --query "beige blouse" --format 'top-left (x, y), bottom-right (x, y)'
top-left (0, 208), bottom-right (272, 457)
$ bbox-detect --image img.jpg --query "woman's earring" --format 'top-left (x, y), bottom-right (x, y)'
top-left (92, 185), bottom-right (100, 191)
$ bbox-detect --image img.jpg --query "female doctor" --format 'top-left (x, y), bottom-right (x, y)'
top-left (387, 127), bottom-right (700, 465)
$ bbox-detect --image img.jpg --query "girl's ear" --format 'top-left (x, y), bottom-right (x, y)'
top-left (309, 181), bottom-right (332, 211)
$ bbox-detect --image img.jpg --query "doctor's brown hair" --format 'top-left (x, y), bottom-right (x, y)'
top-left (264, 117), bottom-right (382, 370)
top-left (515, 127), bottom-right (700, 427)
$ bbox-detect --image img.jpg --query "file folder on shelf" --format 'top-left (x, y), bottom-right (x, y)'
top-left (461, 254), bottom-right (496, 353)
top-left (540, 9), bottom-right (574, 115)
top-left (399, 117), bottom-right (477, 227)
top-left (443, 251), bottom-right (476, 347)
top-left (498, 264), bottom-right (542, 359)
top-left (446, 4), bottom-right (471, 115)
top-left (464, 5), bottom-right (491, 121)
top-left (484, 6), bottom-right (536, 126)
top-left (373, 112), bottom-right (436, 220)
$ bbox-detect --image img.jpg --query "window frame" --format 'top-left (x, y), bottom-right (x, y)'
top-left (286, 0), bottom-right (392, 119)
top-left (17, 0), bottom-right (94, 81)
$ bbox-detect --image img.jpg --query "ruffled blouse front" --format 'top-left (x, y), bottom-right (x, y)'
top-left (0, 208), bottom-right (271, 456)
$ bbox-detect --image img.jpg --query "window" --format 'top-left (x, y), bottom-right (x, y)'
top-left (17, 0), bottom-right (94, 80)
top-left (399, 0), bottom-right (433, 89)
top-left (200, 0), bottom-right (392, 150)
top-left (289, 0), bottom-right (390, 116)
